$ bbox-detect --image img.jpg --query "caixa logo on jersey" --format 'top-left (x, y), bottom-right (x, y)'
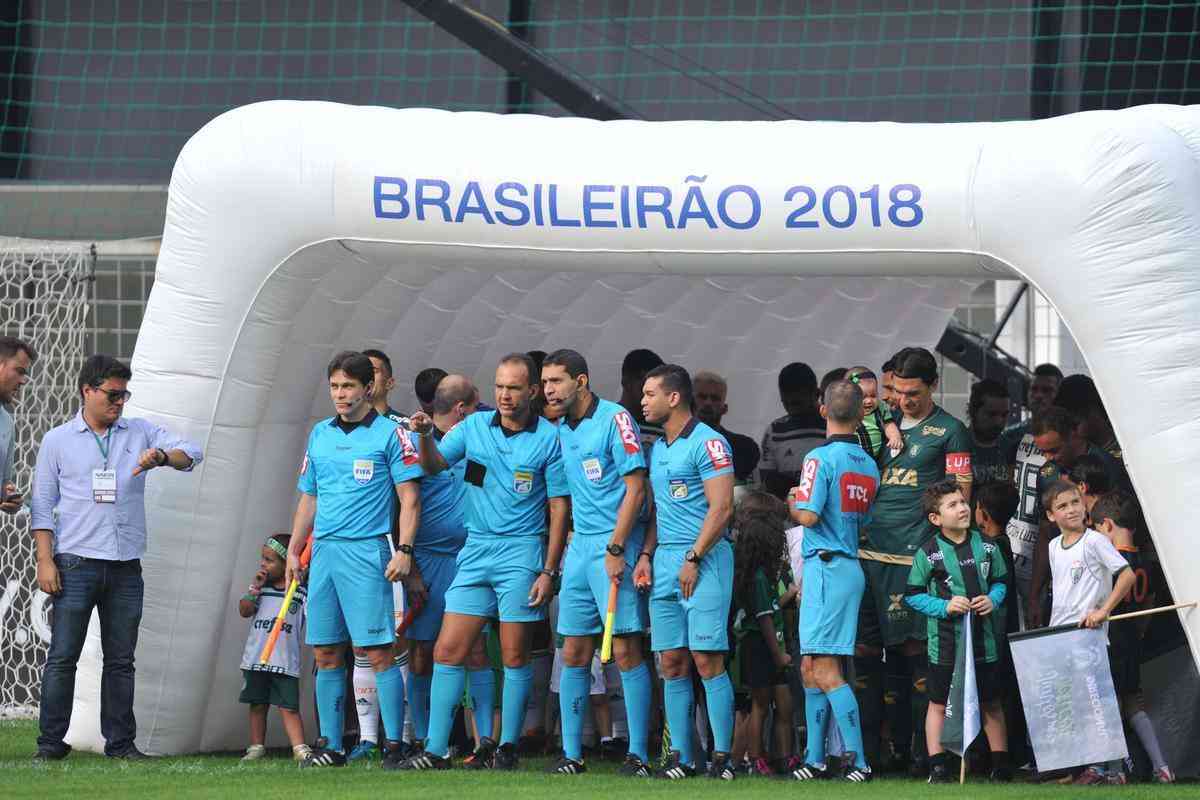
top-left (614, 411), bottom-right (640, 454)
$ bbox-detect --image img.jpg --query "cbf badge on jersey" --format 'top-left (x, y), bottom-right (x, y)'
top-left (582, 458), bottom-right (603, 482)
top-left (353, 459), bottom-right (374, 484)
top-left (513, 470), bottom-right (533, 494)
top-left (669, 479), bottom-right (689, 500)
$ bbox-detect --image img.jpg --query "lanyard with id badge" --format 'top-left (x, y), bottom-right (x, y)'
top-left (91, 428), bottom-right (117, 503)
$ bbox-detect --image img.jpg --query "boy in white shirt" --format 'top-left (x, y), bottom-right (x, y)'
top-left (1043, 480), bottom-right (1135, 784)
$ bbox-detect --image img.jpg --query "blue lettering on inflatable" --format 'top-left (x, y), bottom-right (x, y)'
top-left (636, 186), bottom-right (675, 229)
top-left (677, 177), bottom-right (717, 230)
top-left (582, 185), bottom-right (617, 228)
top-left (548, 184), bottom-right (581, 227)
top-left (716, 185), bottom-right (760, 230)
top-left (532, 183), bottom-right (545, 226)
top-left (373, 176), bottom-right (409, 220)
top-left (415, 178), bottom-right (452, 222)
top-left (494, 182), bottom-right (530, 226)
top-left (454, 181), bottom-right (495, 224)
top-left (619, 185), bottom-right (632, 229)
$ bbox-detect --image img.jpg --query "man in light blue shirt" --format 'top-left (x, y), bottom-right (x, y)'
top-left (0, 336), bottom-right (36, 514)
top-left (287, 351), bottom-right (423, 768)
top-left (540, 348), bottom-right (654, 776)
top-left (30, 355), bottom-right (202, 761)
top-left (641, 364), bottom-right (736, 780)
top-left (399, 353), bottom-right (568, 772)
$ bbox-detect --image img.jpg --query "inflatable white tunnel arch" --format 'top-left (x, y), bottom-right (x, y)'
top-left (65, 101), bottom-right (1200, 754)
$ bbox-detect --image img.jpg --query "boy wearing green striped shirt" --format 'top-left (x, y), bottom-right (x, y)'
top-left (904, 479), bottom-right (1010, 783)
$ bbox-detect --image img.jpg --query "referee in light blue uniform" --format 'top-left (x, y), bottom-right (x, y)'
top-left (540, 349), bottom-right (654, 776)
top-left (788, 379), bottom-right (879, 783)
top-left (288, 351), bottom-right (423, 768)
top-left (641, 364), bottom-right (737, 780)
top-left (400, 352), bottom-right (569, 772)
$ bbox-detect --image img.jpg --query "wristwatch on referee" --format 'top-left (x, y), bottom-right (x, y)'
top-left (685, 548), bottom-right (702, 564)
top-left (606, 542), bottom-right (625, 556)
top-left (396, 543), bottom-right (413, 555)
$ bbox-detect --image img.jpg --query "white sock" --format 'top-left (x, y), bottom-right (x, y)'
top-left (353, 657), bottom-right (379, 744)
top-left (394, 652), bottom-right (414, 742)
top-left (1130, 710), bottom-right (1168, 771)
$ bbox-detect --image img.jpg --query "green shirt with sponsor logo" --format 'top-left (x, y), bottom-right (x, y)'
top-left (865, 406), bottom-right (973, 556)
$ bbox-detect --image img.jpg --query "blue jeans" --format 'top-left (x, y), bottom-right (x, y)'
top-left (37, 554), bottom-right (144, 756)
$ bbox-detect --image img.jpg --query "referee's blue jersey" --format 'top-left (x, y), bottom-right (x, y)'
top-left (436, 410), bottom-right (568, 537)
top-left (297, 410), bottom-right (422, 538)
top-left (557, 396), bottom-right (647, 536)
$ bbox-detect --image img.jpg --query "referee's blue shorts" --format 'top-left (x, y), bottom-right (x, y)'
top-left (557, 531), bottom-right (648, 638)
top-left (799, 551), bottom-right (864, 656)
top-left (444, 534), bottom-right (546, 623)
top-left (649, 539), bottom-right (733, 652)
top-left (306, 534), bottom-right (394, 648)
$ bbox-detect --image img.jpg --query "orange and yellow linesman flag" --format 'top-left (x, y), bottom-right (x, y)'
top-left (600, 580), bottom-right (619, 663)
top-left (258, 536), bottom-right (312, 664)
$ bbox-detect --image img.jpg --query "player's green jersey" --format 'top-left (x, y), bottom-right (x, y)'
top-left (865, 405), bottom-right (973, 556)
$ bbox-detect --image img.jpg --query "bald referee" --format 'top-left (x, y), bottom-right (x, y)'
top-left (788, 379), bottom-right (879, 783)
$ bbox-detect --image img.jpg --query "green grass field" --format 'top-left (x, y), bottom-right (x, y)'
top-left (0, 719), bottom-right (1190, 798)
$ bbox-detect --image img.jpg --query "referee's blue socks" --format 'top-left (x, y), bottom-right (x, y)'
top-left (500, 664), bottom-right (533, 746)
top-left (468, 667), bottom-right (495, 740)
top-left (315, 666), bottom-right (347, 752)
top-left (701, 672), bottom-right (734, 754)
top-left (804, 687), bottom-right (830, 766)
top-left (426, 663), bottom-right (466, 757)
top-left (374, 664), bottom-right (405, 743)
top-left (559, 665), bottom-right (591, 761)
top-left (408, 672), bottom-right (431, 741)
top-left (663, 675), bottom-right (695, 766)
top-left (827, 683), bottom-right (869, 770)
top-left (619, 661), bottom-right (652, 762)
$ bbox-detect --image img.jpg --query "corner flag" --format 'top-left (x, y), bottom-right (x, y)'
top-left (941, 610), bottom-right (981, 757)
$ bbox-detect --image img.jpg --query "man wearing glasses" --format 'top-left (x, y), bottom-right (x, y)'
top-left (31, 354), bottom-right (203, 761)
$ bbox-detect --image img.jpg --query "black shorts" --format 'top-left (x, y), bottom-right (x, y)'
top-left (739, 631), bottom-right (789, 689)
top-left (1108, 646), bottom-right (1140, 696)
top-left (239, 669), bottom-right (300, 710)
top-left (927, 660), bottom-right (1000, 706)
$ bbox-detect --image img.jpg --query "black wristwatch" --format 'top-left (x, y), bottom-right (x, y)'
top-left (155, 448), bottom-right (168, 466)
top-left (638, 551), bottom-right (653, 562)
top-left (685, 548), bottom-right (702, 564)
top-left (606, 542), bottom-right (625, 557)
top-left (396, 543), bottom-right (414, 555)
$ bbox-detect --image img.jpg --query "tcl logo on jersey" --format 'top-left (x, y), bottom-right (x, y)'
top-left (705, 439), bottom-right (732, 469)
top-left (398, 428), bottom-right (419, 465)
top-left (613, 411), bottom-right (641, 454)
top-left (795, 459), bottom-right (819, 502)
top-left (840, 472), bottom-right (876, 513)
top-left (945, 452), bottom-right (972, 476)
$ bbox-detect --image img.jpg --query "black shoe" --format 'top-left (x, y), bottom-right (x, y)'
top-left (394, 749), bottom-right (451, 771)
top-left (928, 763), bottom-right (953, 784)
top-left (618, 753), bottom-right (652, 777)
top-left (706, 752), bottom-right (736, 781)
top-left (843, 763), bottom-right (873, 783)
top-left (33, 745), bottom-right (71, 762)
top-left (601, 737), bottom-right (628, 761)
top-left (547, 756), bottom-right (587, 774)
top-left (990, 765), bottom-right (1014, 783)
top-left (108, 747), bottom-right (150, 761)
top-left (909, 756), bottom-right (929, 779)
top-left (301, 739), bottom-right (347, 769)
top-left (462, 736), bottom-right (497, 770)
top-left (381, 740), bottom-right (406, 768)
top-left (657, 751), bottom-right (697, 780)
top-left (791, 762), bottom-right (830, 781)
top-left (493, 742), bottom-right (519, 771)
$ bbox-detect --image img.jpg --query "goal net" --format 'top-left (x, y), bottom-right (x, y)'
top-left (0, 238), bottom-right (91, 718)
